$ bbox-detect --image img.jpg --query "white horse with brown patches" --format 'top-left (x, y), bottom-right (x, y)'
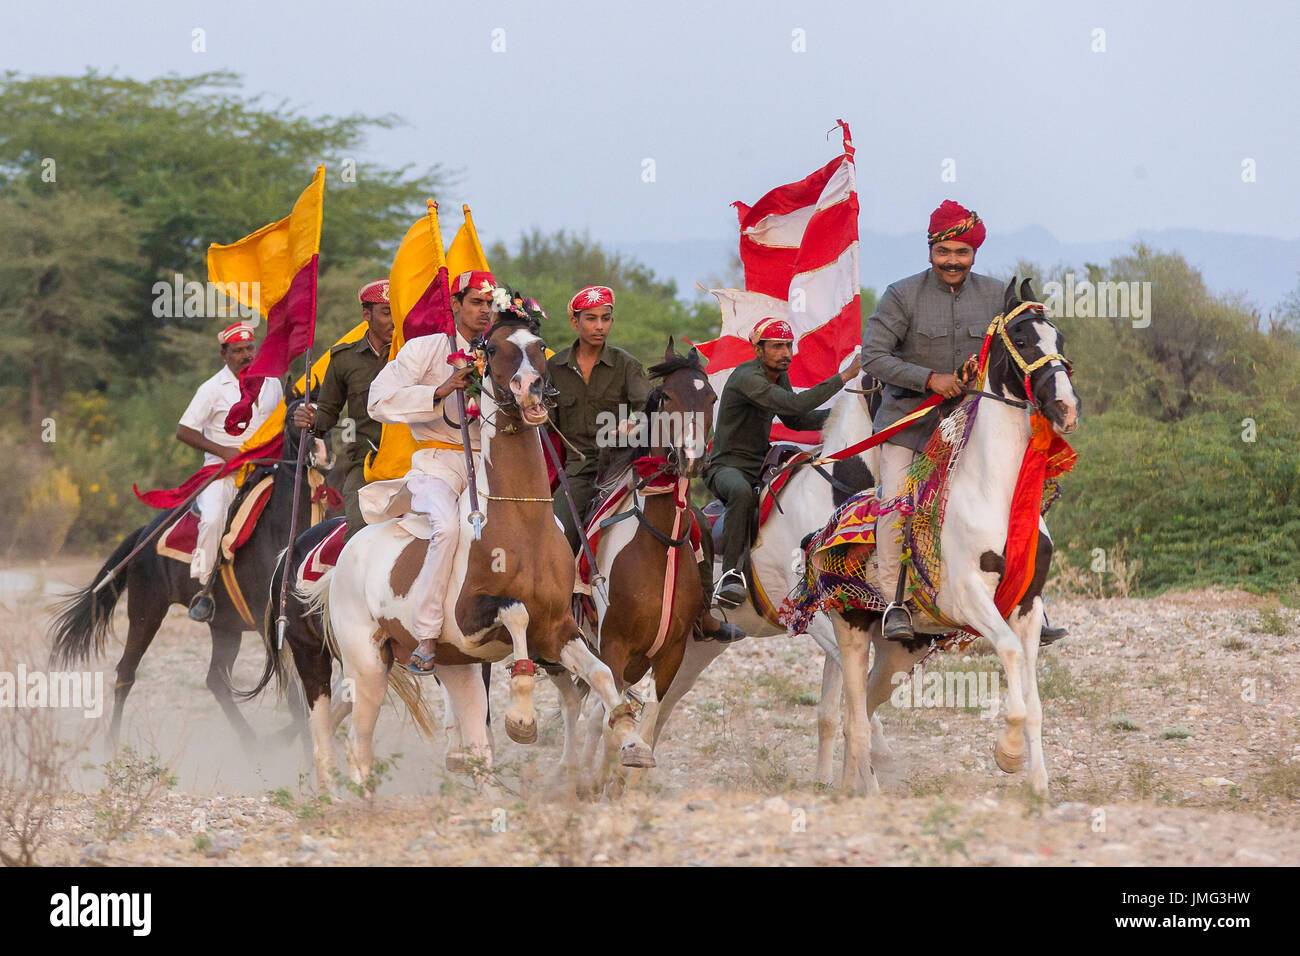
top-left (644, 375), bottom-right (883, 784)
top-left (301, 305), bottom-right (654, 790)
top-left (818, 278), bottom-right (1080, 796)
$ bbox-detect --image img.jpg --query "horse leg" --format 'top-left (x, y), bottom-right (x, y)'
top-left (206, 624), bottom-right (257, 754)
top-left (815, 655), bottom-right (843, 787)
top-left (290, 639), bottom-right (336, 789)
top-left (436, 663), bottom-right (494, 790)
top-left (956, 580), bottom-right (1030, 780)
top-left (1009, 596), bottom-right (1048, 793)
top-left (109, 581), bottom-right (168, 749)
top-left (339, 637), bottom-right (387, 791)
top-left (646, 634), bottom-right (729, 749)
top-left (865, 627), bottom-right (927, 774)
top-left (549, 670), bottom-right (584, 784)
top-left (499, 602), bottom-right (538, 745)
top-left (833, 612), bottom-right (877, 796)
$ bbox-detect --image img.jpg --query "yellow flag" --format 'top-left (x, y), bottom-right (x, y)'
top-left (446, 204), bottom-right (490, 278)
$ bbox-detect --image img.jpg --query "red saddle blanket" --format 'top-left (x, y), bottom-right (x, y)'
top-left (298, 520), bottom-right (347, 586)
top-left (154, 475), bottom-right (275, 563)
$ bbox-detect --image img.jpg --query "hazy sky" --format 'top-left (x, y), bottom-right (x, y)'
top-left (6, 0), bottom-right (1298, 248)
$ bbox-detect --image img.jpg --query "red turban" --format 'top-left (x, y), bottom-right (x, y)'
top-left (217, 322), bottom-right (255, 344)
top-left (568, 285), bottom-right (615, 317)
top-left (451, 270), bottom-right (497, 295)
top-left (750, 317), bottom-right (794, 344)
top-left (358, 279), bottom-right (389, 304)
top-left (927, 200), bottom-right (985, 249)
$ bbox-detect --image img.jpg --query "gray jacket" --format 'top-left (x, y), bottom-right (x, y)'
top-left (862, 268), bottom-right (1004, 451)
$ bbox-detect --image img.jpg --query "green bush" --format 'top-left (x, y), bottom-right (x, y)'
top-left (1050, 402), bottom-right (1300, 594)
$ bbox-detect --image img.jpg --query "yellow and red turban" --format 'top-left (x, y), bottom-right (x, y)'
top-left (750, 317), bottom-right (794, 344)
top-left (358, 279), bottom-right (390, 304)
top-left (217, 322), bottom-right (255, 344)
top-left (568, 285), bottom-right (615, 317)
top-left (451, 270), bottom-right (497, 296)
top-left (927, 200), bottom-right (985, 249)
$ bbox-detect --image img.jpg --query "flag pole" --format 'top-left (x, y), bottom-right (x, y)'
top-left (275, 345), bottom-right (312, 649)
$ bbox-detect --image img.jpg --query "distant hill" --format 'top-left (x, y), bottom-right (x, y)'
top-left (609, 229), bottom-right (1300, 315)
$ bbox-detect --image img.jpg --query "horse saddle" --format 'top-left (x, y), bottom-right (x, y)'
top-left (154, 474), bottom-right (278, 563)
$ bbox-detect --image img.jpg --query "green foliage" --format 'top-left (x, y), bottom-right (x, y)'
top-left (487, 230), bottom-right (720, 367)
top-left (1049, 403), bottom-right (1300, 595)
top-left (0, 69), bottom-right (447, 395)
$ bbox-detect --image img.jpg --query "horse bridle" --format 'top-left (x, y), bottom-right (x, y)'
top-left (965, 301), bottom-right (1072, 411)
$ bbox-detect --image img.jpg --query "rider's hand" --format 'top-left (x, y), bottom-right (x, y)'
top-left (926, 371), bottom-right (964, 399)
top-left (434, 365), bottom-right (478, 401)
top-left (292, 403), bottom-right (316, 428)
top-left (839, 350), bottom-right (863, 384)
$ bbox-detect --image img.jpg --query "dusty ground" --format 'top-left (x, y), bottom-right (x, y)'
top-left (1, 558), bottom-right (1297, 866)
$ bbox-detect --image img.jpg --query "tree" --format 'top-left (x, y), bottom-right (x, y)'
top-left (487, 230), bottom-right (720, 366)
top-left (0, 186), bottom-right (143, 437)
top-left (0, 70), bottom-right (451, 377)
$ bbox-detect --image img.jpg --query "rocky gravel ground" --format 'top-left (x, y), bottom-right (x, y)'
top-left (2, 560), bottom-right (1297, 866)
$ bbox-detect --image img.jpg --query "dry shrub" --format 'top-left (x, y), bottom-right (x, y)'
top-left (0, 706), bottom-right (87, 865)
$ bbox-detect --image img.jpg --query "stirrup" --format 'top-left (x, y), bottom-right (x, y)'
top-left (712, 568), bottom-right (747, 609)
top-left (881, 602), bottom-right (914, 640)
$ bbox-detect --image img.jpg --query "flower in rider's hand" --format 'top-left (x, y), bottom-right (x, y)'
top-left (447, 349), bottom-right (475, 368)
top-left (465, 398), bottom-right (480, 420)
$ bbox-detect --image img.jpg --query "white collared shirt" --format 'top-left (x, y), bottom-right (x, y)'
top-left (179, 365), bottom-right (284, 466)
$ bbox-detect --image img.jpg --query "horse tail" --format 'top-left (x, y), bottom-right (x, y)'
top-left (386, 666), bottom-right (437, 740)
top-left (234, 547), bottom-right (294, 702)
top-left (296, 565), bottom-right (336, 656)
top-left (48, 527), bottom-right (142, 668)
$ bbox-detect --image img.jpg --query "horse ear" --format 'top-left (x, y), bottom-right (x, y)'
top-left (1004, 276), bottom-right (1019, 311)
top-left (1019, 277), bottom-right (1036, 303)
top-left (688, 346), bottom-right (703, 369)
top-left (664, 337), bottom-right (676, 361)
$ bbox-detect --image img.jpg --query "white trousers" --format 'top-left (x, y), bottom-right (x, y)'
top-left (192, 474), bottom-right (237, 582)
top-left (407, 450), bottom-right (470, 642)
top-left (875, 442), bottom-right (918, 602)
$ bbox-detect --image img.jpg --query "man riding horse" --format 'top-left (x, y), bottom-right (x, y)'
top-left (180, 322), bottom-right (284, 622)
top-left (550, 285), bottom-right (744, 642)
top-left (862, 199), bottom-right (1065, 643)
top-left (291, 279), bottom-right (393, 540)
top-left (546, 284), bottom-right (651, 549)
top-left (361, 269), bottom-right (496, 674)
top-left (705, 317), bottom-right (862, 609)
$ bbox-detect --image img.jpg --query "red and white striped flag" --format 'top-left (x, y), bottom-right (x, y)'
top-left (696, 120), bottom-right (861, 443)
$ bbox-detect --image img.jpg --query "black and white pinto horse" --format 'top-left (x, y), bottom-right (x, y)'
top-left (826, 278), bottom-right (1079, 796)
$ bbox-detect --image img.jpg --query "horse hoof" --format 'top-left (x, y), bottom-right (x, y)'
top-left (994, 741), bottom-right (1025, 774)
top-left (445, 752), bottom-right (470, 774)
top-left (506, 717), bottom-right (538, 745)
top-left (619, 743), bottom-right (656, 769)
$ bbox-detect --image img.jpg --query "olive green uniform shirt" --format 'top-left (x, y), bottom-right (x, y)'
top-left (311, 334), bottom-right (385, 469)
top-left (706, 359), bottom-right (846, 480)
top-left (546, 340), bottom-right (651, 478)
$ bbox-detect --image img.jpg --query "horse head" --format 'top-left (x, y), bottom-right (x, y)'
top-left (987, 277), bottom-right (1080, 435)
top-left (645, 337), bottom-right (715, 478)
top-left (477, 290), bottom-right (551, 429)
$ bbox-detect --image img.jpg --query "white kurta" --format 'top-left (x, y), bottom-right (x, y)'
top-left (178, 366), bottom-right (283, 580)
top-left (360, 331), bottom-right (482, 531)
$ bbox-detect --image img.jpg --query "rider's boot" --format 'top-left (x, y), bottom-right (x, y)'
top-left (1039, 610), bottom-right (1068, 646)
top-left (188, 569), bottom-right (216, 623)
top-left (712, 566), bottom-right (748, 611)
top-left (696, 560), bottom-right (745, 642)
top-left (881, 564), bottom-right (915, 641)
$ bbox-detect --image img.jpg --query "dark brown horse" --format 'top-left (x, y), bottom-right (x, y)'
top-left (554, 341), bottom-right (716, 795)
top-left (48, 399), bottom-right (326, 753)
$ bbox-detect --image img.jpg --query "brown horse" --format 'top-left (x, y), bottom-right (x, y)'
top-left (547, 341), bottom-right (715, 795)
top-left (298, 301), bottom-right (656, 790)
